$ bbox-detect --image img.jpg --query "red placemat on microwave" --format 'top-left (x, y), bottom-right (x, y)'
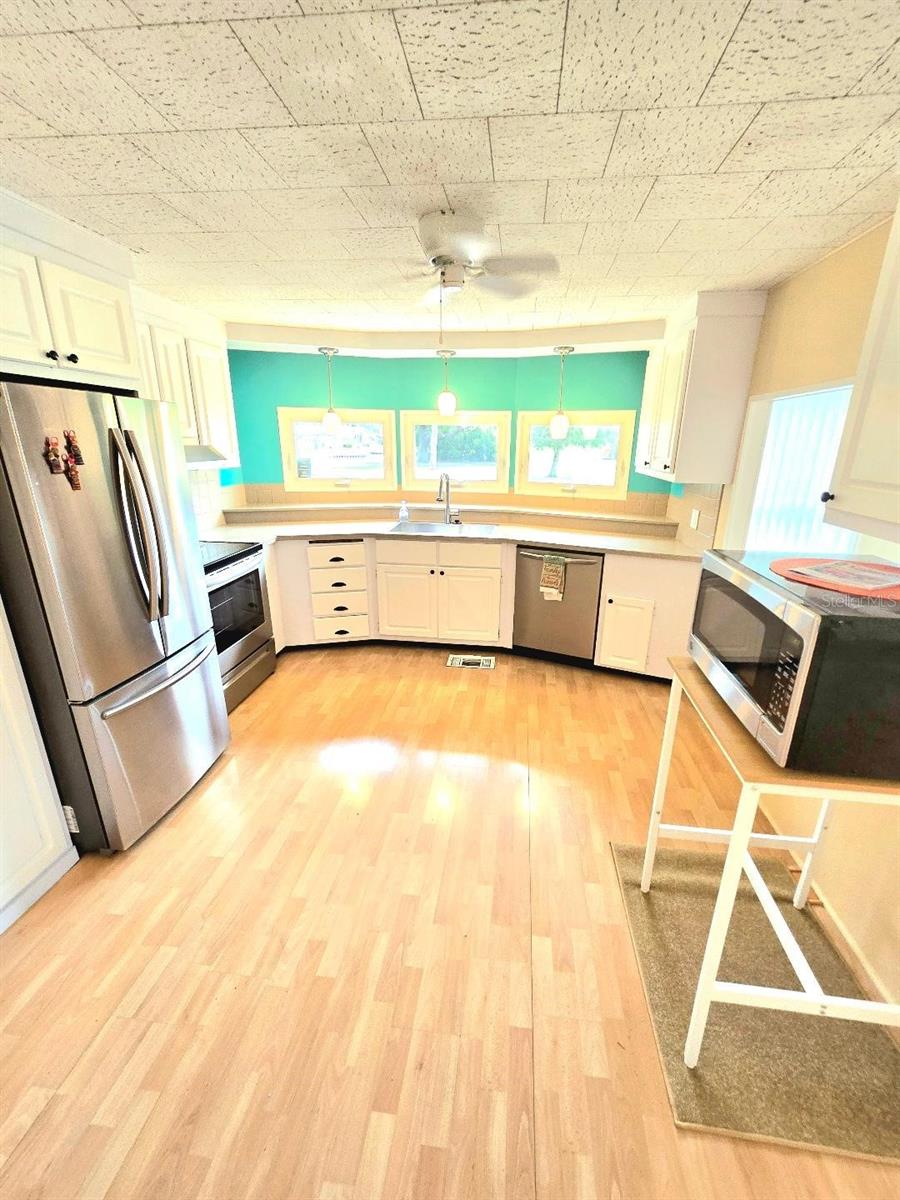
top-left (770, 557), bottom-right (900, 600)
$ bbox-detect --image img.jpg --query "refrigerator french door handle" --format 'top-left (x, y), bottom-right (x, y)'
top-left (124, 428), bottom-right (170, 618)
top-left (110, 428), bottom-right (160, 623)
top-left (99, 641), bottom-right (215, 720)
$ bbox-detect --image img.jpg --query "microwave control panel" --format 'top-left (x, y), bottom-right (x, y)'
top-left (765, 648), bottom-right (800, 731)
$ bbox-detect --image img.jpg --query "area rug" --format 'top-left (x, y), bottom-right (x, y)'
top-left (612, 844), bottom-right (900, 1162)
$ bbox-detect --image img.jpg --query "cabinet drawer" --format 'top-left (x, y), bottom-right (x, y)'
top-left (311, 589), bottom-right (368, 618)
top-left (307, 540), bottom-right (366, 569)
top-left (375, 538), bottom-right (437, 565)
top-left (438, 540), bottom-right (502, 568)
top-left (313, 615), bottom-right (369, 641)
top-left (309, 565), bottom-right (367, 593)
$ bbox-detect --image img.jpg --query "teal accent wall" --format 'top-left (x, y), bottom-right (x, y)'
top-left (223, 348), bottom-right (669, 495)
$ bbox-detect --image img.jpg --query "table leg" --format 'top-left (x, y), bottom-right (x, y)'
top-left (640, 677), bottom-right (683, 893)
top-left (793, 797), bottom-right (832, 909)
top-left (683, 783), bottom-right (761, 1069)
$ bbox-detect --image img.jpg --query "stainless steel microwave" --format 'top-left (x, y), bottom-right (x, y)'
top-left (690, 550), bottom-right (900, 779)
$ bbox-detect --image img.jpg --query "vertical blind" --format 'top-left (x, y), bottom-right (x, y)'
top-left (746, 387), bottom-right (858, 553)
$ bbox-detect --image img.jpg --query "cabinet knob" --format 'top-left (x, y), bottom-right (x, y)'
top-left (439, 570), bottom-right (445, 576)
top-left (45, 349), bottom-right (59, 361)
top-left (663, 463), bottom-right (671, 471)
top-left (608, 598), bottom-right (614, 604)
top-left (820, 491), bottom-right (835, 502)
top-left (642, 460), bottom-right (649, 466)
top-left (66, 353), bottom-right (79, 364)
top-left (429, 569), bottom-right (435, 575)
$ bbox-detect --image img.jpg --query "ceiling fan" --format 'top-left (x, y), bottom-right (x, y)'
top-left (413, 209), bottom-right (559, 302)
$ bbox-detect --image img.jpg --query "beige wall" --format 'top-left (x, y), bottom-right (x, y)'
top-left (750, 219), bottom-right (891, 399)
top-left (746, 218), bottom-right (899, 1001)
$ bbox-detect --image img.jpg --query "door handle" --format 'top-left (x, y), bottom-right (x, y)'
top-left (111, 428), bottom-right (160, 623)
top-left (124, 429), bottom-right (169, 617)
top-left (100, 641), bottom-right (214, 719)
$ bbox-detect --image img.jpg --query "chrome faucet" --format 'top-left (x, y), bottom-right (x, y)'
top-left (435, 473), bottom-right (460, 524)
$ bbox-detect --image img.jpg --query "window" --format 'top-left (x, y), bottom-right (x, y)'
top-left (514, 410), bottom-right (635, 500)
top-left (277, 408), bottom-right (397, 492)
top-left (399, 411), bottom-right (511, 493)
top-left (745, 388), bottom-right (857, 553)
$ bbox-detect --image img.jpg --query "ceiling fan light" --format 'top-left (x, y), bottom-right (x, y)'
top-left (437, 389), bottom-right (457, 416)
top-left (322, 406), bottom-right (342, 434)
top-left (549, 410), bottom-right (570, 441)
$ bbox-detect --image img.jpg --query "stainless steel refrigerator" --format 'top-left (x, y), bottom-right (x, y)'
top-left (0, 378), bottom-right (229, 851)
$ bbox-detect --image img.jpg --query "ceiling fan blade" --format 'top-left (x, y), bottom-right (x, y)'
top-left (474, 273), bottom-right (532, 300)
top-left (482, 253), bottom-right (560, 276)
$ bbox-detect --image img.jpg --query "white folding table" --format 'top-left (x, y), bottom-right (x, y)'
top-left (641, 657), bottom-right (900, 1069)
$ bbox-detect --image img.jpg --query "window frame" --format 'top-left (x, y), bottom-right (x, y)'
top-left (399, 409), bottom-right (512, 494)
top-left (514, 409), bottom-right (636, 500)
top-left (277, 407), bottom-right (397, 493)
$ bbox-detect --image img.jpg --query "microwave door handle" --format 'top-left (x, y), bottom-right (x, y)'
top-left (110, 429), bottom-right (159, 623)
top-left (123, 429), bottom-right (169, 618)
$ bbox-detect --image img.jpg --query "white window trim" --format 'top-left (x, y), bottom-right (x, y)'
top-left (277, 407), bottom-right (397, 493)
top-left (514, 409), bottom-right (635, 501)
top-left (399, 410), bottom-right (511, 494)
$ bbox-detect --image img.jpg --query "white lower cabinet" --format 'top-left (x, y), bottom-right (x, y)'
top-left (595, 553), bottom-right (702, 679)
top-left (377, 564), bottom-right (439, 638)
top-left (375, 539), bottom-right (503, 642)
top-left (437, 567), bottom-right (502, 642)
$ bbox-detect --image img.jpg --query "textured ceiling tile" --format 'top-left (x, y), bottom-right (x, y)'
top-left (499, 223), bottom-right (585, 255)
top-left (71, 193), bottom-right (203, 232)
top-left (0, 34), bottom-right (171, 134)
top-left (301, 0), bottom-right (438, 10)
top-left (164, 190), bottom-right (277, 230)
top-left (127, 0), bottom-right (303, 19)
top-left (838, 168), bottom-right (899, 213)
top-left (559, 0), bottom-right (746, 111)
top-left (839, 111), bottom-right (900, 167)
top-left (10, 134), bottom-right (188, 194)
top-left (29, 194), bottom-right (129, 236)
top-left (661, 217), bottom-right (770, 251)
top-left (362, 119), bottom-right (492, 184)
top-left (129, 230), bottom-right (278, 261)
top-left (745, 212), bottom-right (879, 250)
top-left (719, 96), bottom-right (900, 172)
top-left (250, 229), bottom-right (353, 259)
top-left (489, 112), bottom-right (619, 181)
top-left (132, 130), bottom-right (286, 190)
top-left (0, 0), bottom-right (135, 35)
top-left (628, 275), bottom-right (706, 295)
top-left (82, 23), bottom-right (291, 130)
top-left (232, 13), bottom-right (420, 123)
top-left (850, 40), bottom-right (900, 96)
top-left (251, 187), bottom-right (368, 229)
top-left (444, 181), bottom-right (547, 222)
top-left (734, 166), bottom-right (884, 216)
top-left (0, 138), bottom-right (84, 195)
top-left (605, 105), bottom-right (759, 176)
top-left (580, 220), bottom-right (676, 253)
top-left (342, 184), bottom-right (448, 226)
top-left (0, 93), bottom-right (59, 137)
top-left (545, 177), bottom-right (654, 222)
top-left (680, 247), bottom-right (779, 277)
top-left (612, 251), bottom-right (692, 276)
top-left (339, 227), bottom-right (424, 258)
top-left (243, 126), bottom-right (386, 187)
top-left (639, 172), bottom-right (772, 218)
top-left (396, 0), bottom-right (567, 119)
top-left (700, 1), bottom-right (898, 105)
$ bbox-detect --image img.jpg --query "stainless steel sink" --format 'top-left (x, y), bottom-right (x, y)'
top-left (390, 521), bottom-right (498, 538)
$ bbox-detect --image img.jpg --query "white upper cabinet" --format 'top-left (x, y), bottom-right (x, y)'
top-left (151, 324), bottom-right (197, 440)
top-left (135, 320), bottom-right (160, 403)
top-left (38, 261), bottom-right (139, 377)
top-left (186, 338), bottom-right (239, 465)
top-left (636, 291), bottom-right (766, 485)
top-left (0, 245), bottom-right (54, 366)
top-left (825, 207), bottom-right (900, 542)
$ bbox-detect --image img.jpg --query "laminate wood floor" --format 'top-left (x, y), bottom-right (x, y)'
top-left (1, 646), bottom-right (897, 1200)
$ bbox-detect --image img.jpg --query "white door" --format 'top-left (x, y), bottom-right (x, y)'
top-left (596, 594), bottom-right (654, 673)
top-left (152, 325), bottom-right (198, 442)
top-left (651, 329), bottom-right (693, 473)
top-left (135, 320), bottom-right (160, 402)
top-left (38, 260), bottom-right (139, 377)
top-left (0, 245), bottom-right (54, 367)
top-left (187, 338), bottom-right (238, 462)
top-left (376, 565), bottom-right (438, 637)
top-left (438, 567), bottom-right (502, 642)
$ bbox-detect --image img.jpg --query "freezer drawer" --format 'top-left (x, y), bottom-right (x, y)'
top-left (72, 630), bottom-right (229, 850)
top-left (513, 547), bottom-right (603, 661)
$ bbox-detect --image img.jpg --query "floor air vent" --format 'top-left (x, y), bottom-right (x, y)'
top-left (447, 654), bottom-right (496, 669)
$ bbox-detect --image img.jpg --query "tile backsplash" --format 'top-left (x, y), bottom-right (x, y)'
top-left (188, 470), bottom-right (223, 531)
top-left (666, 483), bottom-right (722, 550)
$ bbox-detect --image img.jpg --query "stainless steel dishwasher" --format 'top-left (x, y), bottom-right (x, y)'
top-left (513, 546), bottom-right (604, 663)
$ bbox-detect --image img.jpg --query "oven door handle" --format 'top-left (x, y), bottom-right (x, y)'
top-left (204, 552), bottom-right (264, 591)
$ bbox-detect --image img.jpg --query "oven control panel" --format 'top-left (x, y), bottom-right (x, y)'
top-left (765, 648), bottom-right (799, 732)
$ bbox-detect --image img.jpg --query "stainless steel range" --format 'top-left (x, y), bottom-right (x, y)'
top-left (200, 540), bottom-right (275, 711)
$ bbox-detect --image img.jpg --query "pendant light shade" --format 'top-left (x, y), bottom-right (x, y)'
top-left (319, 346), bottom-right (341, 432)
top-left (436, 349), bottom-right (457, 416)
top-left (550, 345), bottom-right (574, 440)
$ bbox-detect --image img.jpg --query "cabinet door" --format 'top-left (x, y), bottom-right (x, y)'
top-left (38, 260), bottom-right (139, 377)
top-left (635, 346), bottom-right (663, 474)
top-left (186, 339), bottom-right (238, 463)
top-left (651, 329), bottom-right (693, 474)
top-left (438, 567), bottom-right (501, 642)
top-left (596, 594), bottom-right (654, 673)
top-left (135, 320), bottom-right (160, 402)
top-left (376, 565), bottom-right (438, 637)
top-left (152, 325), bottom-right (198, 442)
top-left (0, 246), bottom-right (55, 367)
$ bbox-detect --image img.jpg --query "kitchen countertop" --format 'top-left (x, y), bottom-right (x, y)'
top-left (200, 519), bottom-right (702, 561)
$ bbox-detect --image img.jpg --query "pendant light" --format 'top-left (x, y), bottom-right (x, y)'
top-left (435, 273), bottom-right (457, 415)
top-left (319, 346), bottom-right (341, 433)
top-left (549, 345), bottom-right (574, 440)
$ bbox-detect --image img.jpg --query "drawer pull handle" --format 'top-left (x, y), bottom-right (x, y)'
top-left (330, 581), bottom-right (347, 588)
top-left (328, 555), bottom-right (345, 562)
top-left (334, 605), bottom-right (348, 612)
top-left (335, 629), bottom-right (349, 636)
